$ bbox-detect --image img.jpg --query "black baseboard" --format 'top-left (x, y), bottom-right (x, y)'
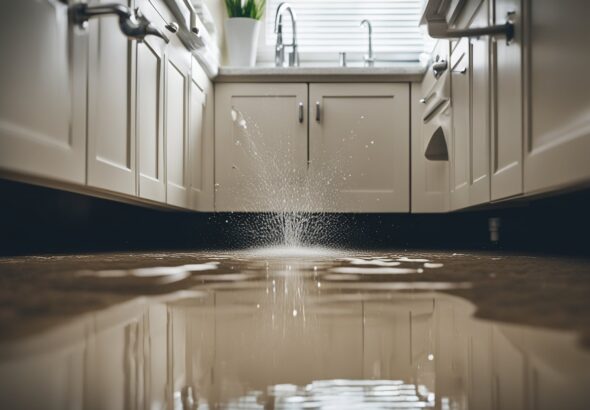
top-left (1, 178), bottom-right (589, 256)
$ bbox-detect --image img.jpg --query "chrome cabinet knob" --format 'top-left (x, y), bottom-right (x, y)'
top-left (165, 22), bottom-right (179, 33)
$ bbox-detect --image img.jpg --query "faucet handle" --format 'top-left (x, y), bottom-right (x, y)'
top-left (288, 50), bottom-right (299, 67)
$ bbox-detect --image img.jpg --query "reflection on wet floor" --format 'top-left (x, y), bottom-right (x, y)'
top-left (0, 248), bottom-right (590, 409)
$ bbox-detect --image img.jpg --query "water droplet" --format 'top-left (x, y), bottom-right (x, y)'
top-left (235, 140), bottom-right (241, 146)
top-left (317, 282), bottom-right (321, 288)
top-left (225, 220), bottom-right (229, 223)
top-left (428, 354), bottom-right (434, 361)
top-left (256, 304), bottom-right (260, 309)
top-left (292, 309), bottom-right (298, 317)
top-left (360, 115), bottom-right (365, 119)
top-left (370, 140), bottom-right (375, 145)
top-left (365, 145), bottom-right (369, 149)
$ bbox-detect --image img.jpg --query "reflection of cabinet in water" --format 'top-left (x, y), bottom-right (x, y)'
top-left (1, 291), bottom-right (590, 408)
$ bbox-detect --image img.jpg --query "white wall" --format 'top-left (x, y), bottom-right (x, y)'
top-left (201, 0), bottom-right (228, 63)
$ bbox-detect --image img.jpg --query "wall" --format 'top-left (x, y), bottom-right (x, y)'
top-left (201, 0), bottom-right (228, 63)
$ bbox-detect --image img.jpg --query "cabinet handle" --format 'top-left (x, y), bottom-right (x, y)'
top-left (315, 101), bottom-right (321, 122)
top-left (424, 10), bottom-right (515, 45)
top-left (298, 102), bottom-right (304, 123)
top-left (69, 3), bottom-right (170, 43)
top-left (453, 67), bottom-right (467, 74)
top-left (420, 93), bottom-right (434, 104)
top-left (165, 22), bottom-right (179, 33)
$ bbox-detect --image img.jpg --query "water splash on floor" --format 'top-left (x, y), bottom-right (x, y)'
top-left (221, 107), bottom-right (358, 248)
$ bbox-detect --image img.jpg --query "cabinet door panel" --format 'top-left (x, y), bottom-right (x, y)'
top-left (491, 0), bottom-right (523, 200)
top-left (165, 41), bottom-right (190, 208)
top-left (189, 61), bottom-right (214, 211)
top-left (87, 0), bottom-right (136, 195)
top-left (450, 39), bottom-right (471, 210)
top-left (469, 1), bottom-right (491, 205)
top-left (136, 37), bottom-right (165, 202)
top-left (411, 43), bottom-right (451, 213)
top-left (524, 0), bottom-right (590, 193)
top-left (309, 84), bottom-right (410, 212)
top-left (214, 83), bottom-right (308, 212)
top-left (0, 0), bottom-right (86, 184)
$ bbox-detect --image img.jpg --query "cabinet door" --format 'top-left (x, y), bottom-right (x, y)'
top-left (214, 83), bottom-right (308, 212)
top-left (189, 61), bottom-right (214, 211)
top-left (411, 43), bottom-right (451, 214)
top-left (309, 84), bottom-right (410, 212)
top-left (450, 39), bottom-right (471, 210)
top-left (0, 0), bottom-right (86, 184)
top-left (87, 0), bottom-right (136, 195)
top-left (490, 0), bottom-right (523, 200)
top-left (524, 0), bottom-right (590, 193)
top-left (165, 38), bottom-right (191, 208)
top-left (469, 0), bottom-right (491, 205)
top-left (136, 0), bottom-right (166, 203)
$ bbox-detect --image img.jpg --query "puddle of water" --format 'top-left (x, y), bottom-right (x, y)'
top-left (0, 250), bottom-right (589, 409)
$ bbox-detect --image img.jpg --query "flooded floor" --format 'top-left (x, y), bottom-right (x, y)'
top-left (0, 248), bottom-right (589, 409)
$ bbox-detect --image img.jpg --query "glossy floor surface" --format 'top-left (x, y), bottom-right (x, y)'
top-left (0, 248), bottom-right (589, 409)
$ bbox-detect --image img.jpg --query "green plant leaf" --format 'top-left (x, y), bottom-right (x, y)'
top-left (224, 0), bottom-right (266, 20)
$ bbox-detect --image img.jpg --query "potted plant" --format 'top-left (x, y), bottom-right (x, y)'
top-left (224, 0), bottom-right (266, 67)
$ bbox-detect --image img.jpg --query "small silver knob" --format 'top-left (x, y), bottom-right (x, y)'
top-left (165, 22), bottom-right (179, 33)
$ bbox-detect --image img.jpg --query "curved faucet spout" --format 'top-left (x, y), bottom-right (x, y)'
top-left (274, 2), bottom-right (299, 66)
top-left (360, 19), bottom-right (374, 66)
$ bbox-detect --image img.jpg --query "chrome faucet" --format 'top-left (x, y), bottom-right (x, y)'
top-left (360, 19), bottom-right (375, 67)
top-left (274, 2), bottom-right (299, 67)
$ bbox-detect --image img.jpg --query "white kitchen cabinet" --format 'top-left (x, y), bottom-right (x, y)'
top-left (490, 0), bottom-right (523, 201)
top-left (450, 1), bottom-right (492, 209)
top-left (468, 0), bottom-right (491, 206)
top-left (165, 37), bottom-right (191, 208)
top-left (524, 0), bottom-right (590, 194)
top-left (411, 42), bottom-right (451, 213)
top-left (0, 0), bottom-right (87, 184)
top-left (450, 38), bottom-right (471, 210)
top-left (87, 0), bottom-right (136, 196)
top-left (309, 83), bottom-right (410, 212)
top-left (189, 60), bottom-right (215, 211)
top-left (135, 0), bottom-right (166, 203)
top-left (214, 83), bottom-right (308, 212)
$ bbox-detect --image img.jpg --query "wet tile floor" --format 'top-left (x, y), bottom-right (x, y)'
top-left (0, 247), bottom-right (589, 409)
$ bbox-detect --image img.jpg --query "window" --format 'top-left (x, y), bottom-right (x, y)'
top-left (261, 0), bottom-right (431, 63)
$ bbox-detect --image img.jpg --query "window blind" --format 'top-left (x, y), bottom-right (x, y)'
top-left (265, 0), bottom-right (429, 60)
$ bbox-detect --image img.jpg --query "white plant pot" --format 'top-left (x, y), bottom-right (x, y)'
top-left (225, 18), bottom-right (260, 67)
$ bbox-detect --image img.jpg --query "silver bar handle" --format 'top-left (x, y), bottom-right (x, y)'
top-left (315, 101), bottom-right (320, 122)
top-left (426, 11), bottom-right (515, 45)
top-left (452, 67), bottom-right (467, 74)
top-left (298, 102), bottom-right (304, 123)
top-left (69, 3), bottom-right (169, 43)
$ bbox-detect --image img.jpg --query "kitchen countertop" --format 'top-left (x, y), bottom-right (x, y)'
top-left (215, 63), bottom-right (427, 83)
